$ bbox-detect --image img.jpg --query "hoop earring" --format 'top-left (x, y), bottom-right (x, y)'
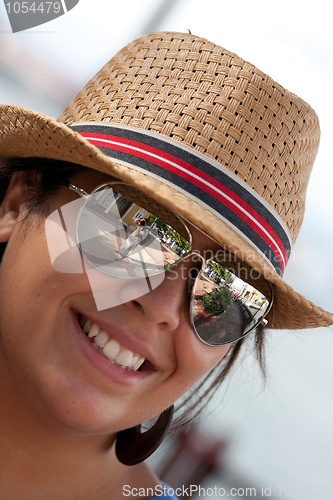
top-left (115, 406), bottom-right (174, 466)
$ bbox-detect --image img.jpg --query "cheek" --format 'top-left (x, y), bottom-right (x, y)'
top-left (0, 223), bottom-right (91, 410)
top-left (0, 220), bottom-right (89, 330)
top-left (173, 325), bottom-right (230, 396)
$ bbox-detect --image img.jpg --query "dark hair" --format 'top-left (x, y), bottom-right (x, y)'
top-left (0, 156), bottom-right (266, 428)
top-left (0, 156), bottom-right (88, 260)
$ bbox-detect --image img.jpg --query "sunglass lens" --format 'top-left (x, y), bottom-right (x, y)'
top-left (77, 184), bottom-right (191, 277)
top-left (191, 259), bottom-right (271, 345)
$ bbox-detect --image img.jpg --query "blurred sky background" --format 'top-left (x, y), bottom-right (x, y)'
top-left (1, 1), bottom-right (332, 499)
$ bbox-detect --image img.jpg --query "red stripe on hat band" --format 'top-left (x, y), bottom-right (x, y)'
top-left (79, 131), bottom-right (288, 272)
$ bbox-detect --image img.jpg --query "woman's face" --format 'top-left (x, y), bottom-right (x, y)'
top-left (0, 171), bottom-right (229, 436)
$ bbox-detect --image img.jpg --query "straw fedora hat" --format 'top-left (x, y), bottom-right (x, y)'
top-left (0, 31), bottom-right (332, 330)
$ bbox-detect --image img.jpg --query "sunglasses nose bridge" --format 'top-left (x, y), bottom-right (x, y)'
top-left (176, 251), bottom-right (205, 292)
top-left (187, 250), bottom-right (205, 270)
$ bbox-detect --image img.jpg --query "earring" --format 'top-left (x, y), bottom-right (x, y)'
top-left (115, 406), bottom-right (174, 466)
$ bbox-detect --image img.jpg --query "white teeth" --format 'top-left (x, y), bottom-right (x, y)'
top-left (95, 331), bottom-right (108, 348)
top-left (80, 315), bottom-right (146, 371)
top-left (83, 320), bottom-right (92, 334)
top-left (133, 357), bottom-right (145, 371)
top-left (115, 349), bottom-right (133, 367)
top-left (88, 322), bottom-right (100, 338)
top-left (103, 339), bottom-right (120, 360)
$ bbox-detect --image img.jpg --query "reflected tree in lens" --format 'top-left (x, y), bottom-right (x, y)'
top-left (149, 216), bottom-right (189, 256)
top-left (205, 260), bottom-right (234, 286)
top-left (200, 286), bottom-right (233, 317)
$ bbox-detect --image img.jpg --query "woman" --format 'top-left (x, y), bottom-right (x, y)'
top-left (0, 32), bottom-right (332, 500)
top-left (119, 218), bottom-right (150, 257)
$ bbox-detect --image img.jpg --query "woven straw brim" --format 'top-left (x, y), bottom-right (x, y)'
top-left (1, 104), bottom-right (332, 330)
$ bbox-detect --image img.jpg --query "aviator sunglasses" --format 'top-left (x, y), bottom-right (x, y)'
top-left (58, 182), bottom-right (273, 346)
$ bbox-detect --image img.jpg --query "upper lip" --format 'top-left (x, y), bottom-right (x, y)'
top-left (75, 310), bottom-right (157, 369)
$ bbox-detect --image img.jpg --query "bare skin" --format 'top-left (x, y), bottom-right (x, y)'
top-left (0, 171), bottom-right (229, 499)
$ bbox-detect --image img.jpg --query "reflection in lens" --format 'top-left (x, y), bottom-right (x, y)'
top-left (192, 259), bottom-right (271, 346)
top-left (199, 286), bottom-right (233, 316)
top-left (77, 185), bottom-right (191, 278)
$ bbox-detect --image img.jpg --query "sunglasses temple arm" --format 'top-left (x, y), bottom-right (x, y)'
top-left (68, 183), bottom-right (89, 198)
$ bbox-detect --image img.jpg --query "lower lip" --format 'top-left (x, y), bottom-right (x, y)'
top-left (71, 311), bottom-right (153, 387)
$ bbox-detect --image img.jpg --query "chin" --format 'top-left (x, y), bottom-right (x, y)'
top-left (35, 369), bottom-right (121, 435)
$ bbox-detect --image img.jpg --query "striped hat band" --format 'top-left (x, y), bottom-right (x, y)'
top-left (70, 122), bottom-right (292, 276)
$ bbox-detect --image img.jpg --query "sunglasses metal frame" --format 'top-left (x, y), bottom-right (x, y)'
top-left (68, 181), bottom-right (274, 346)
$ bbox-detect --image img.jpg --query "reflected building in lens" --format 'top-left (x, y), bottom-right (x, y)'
top-left (88, 188), bottom-right (151, 227)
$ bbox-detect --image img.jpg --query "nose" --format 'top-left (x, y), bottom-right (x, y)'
top-left (133, 260), bottom-right (195, 332)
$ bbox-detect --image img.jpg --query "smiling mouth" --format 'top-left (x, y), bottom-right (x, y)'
top-left (78, 314), bottom-right (148, 372)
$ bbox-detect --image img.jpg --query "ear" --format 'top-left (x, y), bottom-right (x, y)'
top-left (0, 173), bottom-right (26, 243)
